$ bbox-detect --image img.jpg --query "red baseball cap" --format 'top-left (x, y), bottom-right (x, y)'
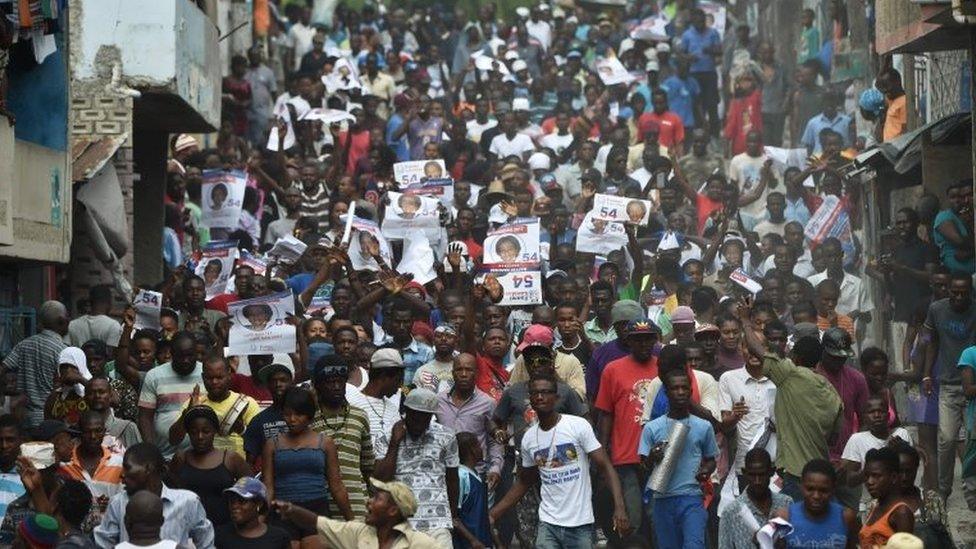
top-left (516, 324), bottom-right (554, 353)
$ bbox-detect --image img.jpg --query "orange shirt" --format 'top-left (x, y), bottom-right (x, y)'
top-left (60, 446), bottom-right (124, 510)
top-left (883, 95), bottom-right (907, 142)
top-left (817, 313), bottom-right (855, 338)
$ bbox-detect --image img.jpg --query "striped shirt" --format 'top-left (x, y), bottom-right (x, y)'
top-left (311, 403), bottom-right (374, 519)
top-left (4, 330), bottom-right (66, 428)
top-left (137, 362), bottom-right (203, 459)
top-left (298, 182), bottom-right (331, 232)
top-left (60, 446), bottom-right (124, 516)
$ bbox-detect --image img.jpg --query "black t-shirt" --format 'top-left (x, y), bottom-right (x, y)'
top-left (215, 524), bottom-right (291, 549)
top-left (890, 238), bottom-right (938, 321)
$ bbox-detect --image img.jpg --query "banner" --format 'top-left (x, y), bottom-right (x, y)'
top-left (238, 250), bottom-right (267, 276)
top-left (301, 108), bottom-right (357, 124)
top-left (133, 289), bottom-right (162, 331)
top-left (347, 216), bottom-right (393, 271)
top-left (592, 194), bottom-right (653, 225)
top-left (381, 192), bottom-right (441, 239)
top-left (195, 241), bottom-right (239, 299)
top-left (393, 160), bottom-right (448, 186)
top-left (201, 170), bottom-right (246, 229)
top-left (402, 178), bottom-right (455, 209)
top-left (494, 270), bottom-right (544, 306)
top-left (576, 212), bottom-right (628, 255)
top-left (804, 195), bottom-right (856, 265)
top-left (227, 291), bottom-right (297, 355)
top-left (483, 218), bottom-right (541, 269)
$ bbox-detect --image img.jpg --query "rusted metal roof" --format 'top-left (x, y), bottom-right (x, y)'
top-left (71, 134), bottom-right (128, 181)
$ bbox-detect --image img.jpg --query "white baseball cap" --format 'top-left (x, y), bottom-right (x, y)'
top-left (512, 59), bottom-right (529, 73)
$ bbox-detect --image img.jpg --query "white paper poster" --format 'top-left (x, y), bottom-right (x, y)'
top-left (266, 235), bottom-right (308, 265)
top-left (592, 194), bottom-right (653, 225)
top-left (397, 237), bottom-right (437, 285)
top-left (347, 216), bottom-right (393, 271)
top-left (402, 178), bottom-right (455, 209)
top-left (483, 218), bottom-right (542, 269)
top-left (729, 268), bottom-right (763, 294)
top-left (301, 108), bottom-right (357, 125)
top-left (595, 57), bottom-right (637, 86)
top-left (201, 170), bottom-right (246, 229)
top-left (195, 241), bottom-right (240, 299)
top-left (495, 270), bottom-right (544, 306)
top-left (381, 192), bottom-right (441, 239)
top-left (227, 291), bottom-right (297, 355)
top-left (393, 160), bottom-right (448, 186)
top-left (133, 289), bottom-right (162, 331)
top-left (575, 212), bottom-right (629, 255)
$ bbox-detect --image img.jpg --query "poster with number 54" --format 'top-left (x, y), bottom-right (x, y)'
top-left (494, 270), bottom-right (544, 306)
top-left (133, 290), bottom-right (163, 330)
top-left (592, 193), bottom-right (653, 225)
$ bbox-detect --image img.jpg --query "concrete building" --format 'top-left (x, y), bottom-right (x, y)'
top-left (68, 0), bottom-right (222, 307)
top-left (0, 7), bottom-right (72, 349)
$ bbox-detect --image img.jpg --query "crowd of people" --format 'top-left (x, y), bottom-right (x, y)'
top-left (1, 0), bottom-right (975, 548)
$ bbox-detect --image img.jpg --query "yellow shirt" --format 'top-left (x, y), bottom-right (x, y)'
top-left (179, 391), bottom-right (259, 457)
top-left (316, 517), bottom-right (441, 549)
top-left (883, 95), bottom-right (907, 142)
top-left (509, 351), bottom-right (586, 399)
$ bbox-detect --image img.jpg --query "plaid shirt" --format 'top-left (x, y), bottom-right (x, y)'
top-left (4, 329), bottom-right (66, 428)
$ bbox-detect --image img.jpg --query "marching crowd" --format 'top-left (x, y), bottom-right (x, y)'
top-left (2, 0), bottom-right (975, 548)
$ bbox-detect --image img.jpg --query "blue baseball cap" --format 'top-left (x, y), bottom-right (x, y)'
top-left (626, 318), bottom-right (661, 335)
top-left (224, 477), bottom-right (268, 503)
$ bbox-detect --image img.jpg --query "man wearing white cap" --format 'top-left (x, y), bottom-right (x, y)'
top-left (374, 388), bottom-right (460, 548)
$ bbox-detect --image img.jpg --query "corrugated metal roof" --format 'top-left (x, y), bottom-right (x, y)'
top-left (71, 134), bottom-right (128, 181)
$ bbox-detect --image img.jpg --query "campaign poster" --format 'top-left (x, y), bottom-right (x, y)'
top-left (397, 236), bottom-right (437, 285)
top-left (402, 178), bottom-right (455, 209)
top-left (494, 270), bottom-right (544, 307)
top-left (195, 241), bottom-right (239, 299)
top-left (133, 289), bottom-right (162, 331)
top-left (306, 283), bottom-right (334, 316)
top-left (238, 250), bottom-right (267, 276)
top-left (393, 160), bottom-right (448, 186)
top-left (266, 235), bottom-right (307, 265)
top-left (301, 108), bottom-right (357, 125)
top-left (575, 212), bottom-right (629, 255)
top-left (482, 218), bottom-right (542, 269)
top-left (804, 195), bottom-right (856, 266)
top-left (201, 170), bottom-right (246, 229)
top-left (592, 194), bottom-right (653, 225)
top-left (381, 192), bottom-right (441, 239)
top-left (595, 57), bottom-right (636, 86)
top-left (227, 291), bottom-right (297, 355)
top-left (346, 216), bottom-right (393, 271)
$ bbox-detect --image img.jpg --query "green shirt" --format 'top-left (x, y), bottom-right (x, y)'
top-left (584, 318), bottom-right (616, 345)
top-left (311, 403), bottom-right (375, 519)
top-left (798, 26), bottom-right (821, 64)
top-left (761, 354), bottom-right (842, 477)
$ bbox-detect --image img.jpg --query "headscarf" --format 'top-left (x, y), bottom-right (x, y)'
top-left (58, 347), bottom-right (91, 397)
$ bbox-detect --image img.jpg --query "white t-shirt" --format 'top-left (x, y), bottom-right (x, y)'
top-left (718, 368), bottom-right (777, 471)
top-left (728, 153), bottom-right (773, 219)
top-left (466, 119), bottom-right (498, 144)
top-left (115, 542), bottom-right (177, 549)
top-left (520, 414), bottom-right (601, 527)
top-left (489, 133), bottom-right (536, 158)
top-left (526, 20), bottom-right (552, 50)
top-left (347, 386), bottom-right (402, 459)
top-left (540, 133), bottom-right (575, 158)
top-left (752, 218), bottom-right (787, 238)
top-left (841, 428), bottom-right (913, 465)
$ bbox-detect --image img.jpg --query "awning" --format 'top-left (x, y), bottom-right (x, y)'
top-left (855, 112), bottom-right (971, 174)
top-left (71, 134), bottom-right (128, 182)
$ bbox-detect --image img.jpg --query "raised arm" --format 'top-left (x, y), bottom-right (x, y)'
top-left (671, 151), bottom-right (700, 203)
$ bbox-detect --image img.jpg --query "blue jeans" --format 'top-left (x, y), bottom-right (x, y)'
top-left (535, 522), bottom-right (593, 549)
top-left (652, 495), bottom-right (706, 549)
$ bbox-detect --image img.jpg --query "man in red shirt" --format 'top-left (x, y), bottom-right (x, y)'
top-left (638, 90), bottom-right (687, 156)
top-left (594, 318), bottom-right (661, 542)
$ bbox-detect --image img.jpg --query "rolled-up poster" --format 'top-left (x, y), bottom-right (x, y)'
top-left (649, 420), bottom-right (689, 493)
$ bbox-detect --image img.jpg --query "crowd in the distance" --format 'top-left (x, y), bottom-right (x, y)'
top-left (1, 0), bottom-right (975, 548)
